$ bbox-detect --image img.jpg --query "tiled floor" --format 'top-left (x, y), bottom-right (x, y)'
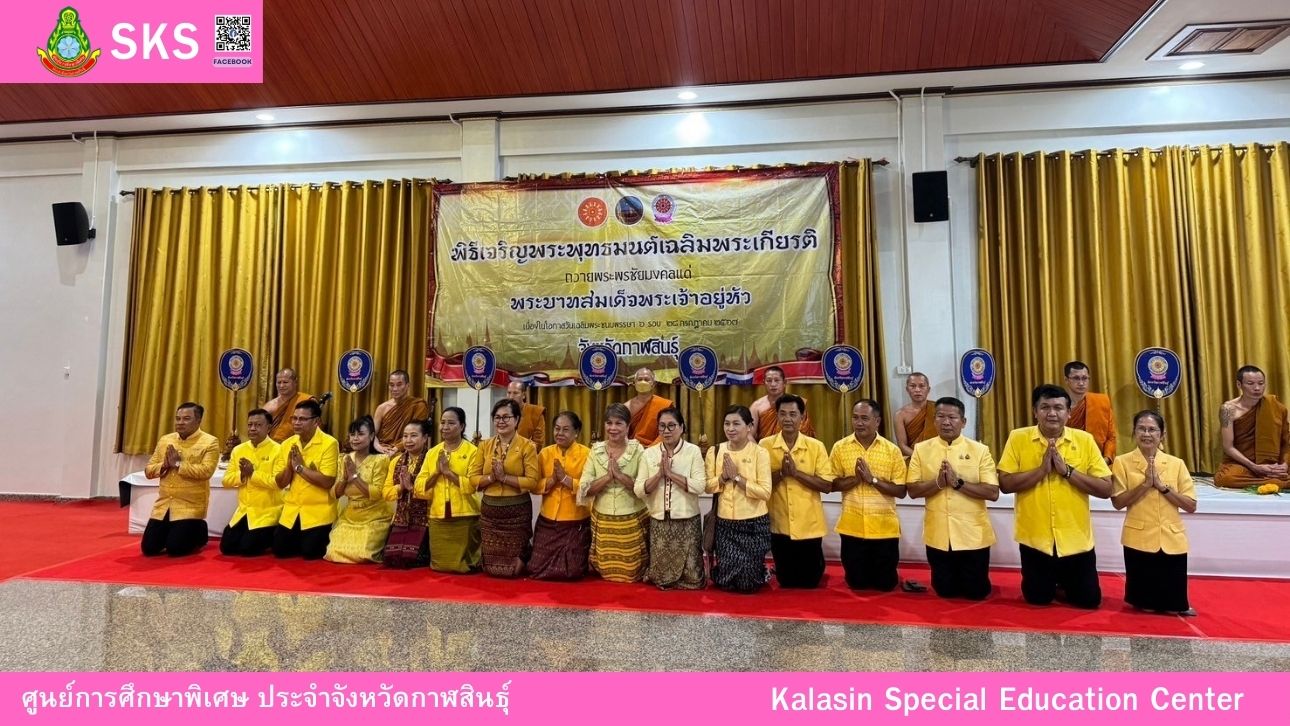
top-left (1, 579), bottom-right (1287, 672)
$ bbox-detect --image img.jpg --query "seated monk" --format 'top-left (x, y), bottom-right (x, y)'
top-left (748, 366), bottom-right (815, 440)
top-left (508, 380), bottom-right (546, 449)
top-left (626, 368), bottom-right (674, 447)
top-left (894, 372), bottom-right (937, 457)
top-left (373, 369), bottom-right (431, 455)
top-left (264, 368), bottom-right (315, 443)
top-left (1215, 365), bottom-right (1290, 489)
top-left (1064, 360), bottom-right (1117, 464)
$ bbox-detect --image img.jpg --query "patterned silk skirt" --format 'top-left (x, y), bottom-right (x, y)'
top-left (712, 514), bottom-right (772, 593)
top-left (528, 515), bottom-right (592, 581)
top-left (589, 509), bottom-right (649, 583)
top-left (480, 494), bottom-right (533, 578)
top-left (428, 515), bottom-right (481, 573)
top-left (645, 514), bottom-right (706, 590)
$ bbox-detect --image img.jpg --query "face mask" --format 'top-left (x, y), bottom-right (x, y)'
top-left (634, 380), bottom-right (653, 394)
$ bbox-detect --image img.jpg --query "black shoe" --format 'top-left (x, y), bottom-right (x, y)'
top-left (901, 579), bottom-right (928, 593)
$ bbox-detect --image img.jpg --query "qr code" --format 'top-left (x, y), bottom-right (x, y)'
top-left (215, 15), bottom-right (252, 52)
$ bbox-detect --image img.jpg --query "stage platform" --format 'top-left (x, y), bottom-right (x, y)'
top-left (121, 470), bottom-right (1290, 578)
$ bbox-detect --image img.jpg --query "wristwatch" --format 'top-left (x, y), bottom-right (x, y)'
top-left (870, 476), bottom-right (879, 485)
top-left (953, 478), bottom-right (965, 490)
top-left (294, 463), bottom-right (304, 474)
top-left (1063, 464), bottom-right (1075, 479)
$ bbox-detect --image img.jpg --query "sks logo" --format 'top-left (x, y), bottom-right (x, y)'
top-left (37, 7), bottom-right (102, 78)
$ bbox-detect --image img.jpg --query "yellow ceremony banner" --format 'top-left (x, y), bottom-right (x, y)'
top-left (427, 166), bottom-right (843, 383)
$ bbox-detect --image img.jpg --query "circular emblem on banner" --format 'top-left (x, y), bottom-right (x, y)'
top-left (336, 349), bottom-right (374, 393)
top-left (463, 346), bottom-right (496, 391)
top-left (652, 194), bottom-right (675, 223)
top-left (677, 345), bottom-right (718, 392)
top-left (1135, 347), bottom-right (1182, 399)
top-left (959, 348), bottom-right (996, 399)
top-left (822, 345), bottom-right (865, 393)
top-left (218, 348), bottom-right (254, 391)
top-left (615, 196), bottom-right (644, 226)
top-left (577, 198), bottom-right (608, 227)
top-left (579, 344), bottom-right (619, 391)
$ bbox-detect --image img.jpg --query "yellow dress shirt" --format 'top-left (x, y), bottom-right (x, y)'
top-left (537, 443), bottom-right (591, 521)
top-left (830, 433), bottom-right (907, 539)
top-left (467, 435), bottom-right (541, 497)
top-left (907, 435), bottom-right (999, 551)
top-left (1112, 449), bottom-right (1195, 555)
top-left (414, 440), bottom-right (481, 518)
top-left (635, 440), bottom-right (708, 520)
top-left (998, 426), bottom-right (1112, 557)
top-left (760, 433), bottom-right (837, 540)
top-left (705, 441), bottom-right (773, 520)
top-left (145, 430), bottom-right (221, 521)
top-left (222, 437), bottom-right (284, 529)
top-left (273, 430), bottom-right (340, 529)
top-left (578, 440), bottom-right (647, 516)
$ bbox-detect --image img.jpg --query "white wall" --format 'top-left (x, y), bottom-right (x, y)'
top-left (0, 77), bottom-right (1286, 497)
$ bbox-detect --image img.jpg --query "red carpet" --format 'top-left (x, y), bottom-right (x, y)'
top-left (20, 538), bottom-right (1290, 643)
top-left (0, 499), bottom-right (132, 581)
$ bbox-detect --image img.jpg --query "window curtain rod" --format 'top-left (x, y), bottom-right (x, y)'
top-left (953, 144), bottom-right (1276, 167)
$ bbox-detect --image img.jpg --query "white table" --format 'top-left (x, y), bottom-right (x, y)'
top-left (120, 466), bottom-right (240, 538)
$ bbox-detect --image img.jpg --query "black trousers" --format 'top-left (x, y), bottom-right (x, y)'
top-left (219, 517), bottom-right (274, 557)
top-left (272, 519), bottom-right (331, 560)
top-left (925, 545), bottom-right (992, 600)
top-left (141, 512), bottom-right (208, 557)
top-left (1019, 544), bottom-right (1101, 609)
top-left (839, 535), bottom-right (899, 591)
top-left (1123, 547), bottom-right (1190, 613)
top-left (770, 534), bottom-right (825, 588)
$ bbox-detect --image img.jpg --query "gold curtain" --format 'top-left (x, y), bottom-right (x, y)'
top-left (279, 180), bottom-right (434, 435)
top-left (1182, 143), bottom-right (1290, 471)
top-left (977, 149), bottom-right (1201, 463)
top-left (538, 160), bottom-right (886, 449)
top-left (119, 186), bottom-right (282, 453)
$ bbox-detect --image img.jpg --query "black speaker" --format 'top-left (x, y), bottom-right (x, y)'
top-left (911, 171), bottom-right (949, 223)
top-left (52, 202), bottom-right (93, 246)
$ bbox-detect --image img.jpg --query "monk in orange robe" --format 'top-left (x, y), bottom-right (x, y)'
top-left (373, 369), bottom-right (431, 454)
top-left (1215, 365), bottom-right (1290, 489)
top-left (508, 380), bottom-right (546, 450)
top-left (1064, 361), bottom-right (1117, 464)
top-left (626, 368), bottom-right (674, 447)
top-left (894, 372), bottom-right (936, 457)
top-left (264, 368), bottom-right (314, 444)
top-left (748, 366), bottom-right (815, 440)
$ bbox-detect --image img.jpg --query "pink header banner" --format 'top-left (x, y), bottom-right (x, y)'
top-left (3, 1), bottom-right (261, 83)
top-left (0, 672), bottom-right (1284, 725)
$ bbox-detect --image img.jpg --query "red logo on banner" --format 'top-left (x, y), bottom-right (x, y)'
top-left (577, 198), bottom-right (607, 227)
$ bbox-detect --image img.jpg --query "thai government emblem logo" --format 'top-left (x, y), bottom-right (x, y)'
top-left (1134, 347), bottom-right (1181, 400)
top-left (677, 345), bottom-right (718, 392)
top-left (462, 346), bottom-right (496, 391)
top-left (579, 344), bottom-right (618, 391)
top-left (822, 345), bottom-right (865, 393)
top-left (37, 7), bottom-right (102, 78)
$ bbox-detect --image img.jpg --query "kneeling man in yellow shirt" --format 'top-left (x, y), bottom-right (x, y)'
top-left (998, 384), bottom-right (1113, 609)
top-left (142, 402), bottom-right (221, 557)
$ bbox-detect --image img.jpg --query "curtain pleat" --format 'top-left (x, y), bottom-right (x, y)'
top-left (978, 144), bottom-right (1290, 473)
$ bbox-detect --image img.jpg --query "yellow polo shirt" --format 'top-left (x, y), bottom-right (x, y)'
top-left (415, 440), bottom-right (481, 519)
top-left (760, 433), bottom-right (836, 540)
top-left (274, 430), bottom-right (340, 529)
top-left (829, 434), bottom-right (907, 539)
top-left (221, 437), bottom-right (283, 529)
top-left (998, 426), bottom-right (1112, 557)
top-left (145, 430), bottom-right (221, 521)
top-left (907, 435), bottom-right (999, 551)
top-left (1111, 449), bottom-right (1194, 555)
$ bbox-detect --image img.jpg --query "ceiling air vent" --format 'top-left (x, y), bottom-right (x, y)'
top-left (1149, 20), bottom-right (1290, 60)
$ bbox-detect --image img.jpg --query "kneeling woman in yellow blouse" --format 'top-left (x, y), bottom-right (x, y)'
top-left (415, 407), bottom-right (481, 573)
top-left (467, 399), bottom-right (541, 577)
top-left (1111, 410), bottom-right (1198, 616)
